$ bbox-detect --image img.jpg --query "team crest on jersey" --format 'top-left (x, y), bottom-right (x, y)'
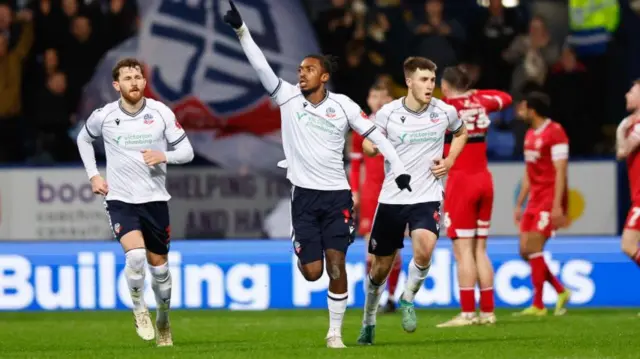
top-left (430, 112), bottom-right (439, 123)
top-left (360, 110), bottom-right (369, 119)
top-left (535, 138), bottom-right (543, 149)
top-left (143, 113), bottom-right (154, 124)
top-left (326, 107), bottom-right (336, 118)
top-left (400, 116), bottom-right (406, 123)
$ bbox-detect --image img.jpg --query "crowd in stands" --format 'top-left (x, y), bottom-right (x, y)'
top-left (0, 0), bottom-right (138, 163)
top-left (0, 0), bottom-right (637, 164)
top-left (311, 0), bottom-right (635, 159)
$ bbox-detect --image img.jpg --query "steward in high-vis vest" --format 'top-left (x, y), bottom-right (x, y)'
top-left (568, 0), bottom-right (620, 56)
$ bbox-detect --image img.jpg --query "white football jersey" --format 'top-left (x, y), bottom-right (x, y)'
top-left (271, 79), bottom-right (375, 191)
top-left (83, 98), bottom-right (187, 203)
top-left (375, 97), bottom-right (462, 204)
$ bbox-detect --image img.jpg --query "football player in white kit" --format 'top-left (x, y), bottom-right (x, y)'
top-left (223, 0), bottom-right (411, 348)
top-left (76, 58), bottom-right (194, 347)
top-left (357, 57), bottom-right (468, 344)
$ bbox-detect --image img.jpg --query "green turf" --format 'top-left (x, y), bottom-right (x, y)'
top-left (0, 309), bottom-right (637, 358)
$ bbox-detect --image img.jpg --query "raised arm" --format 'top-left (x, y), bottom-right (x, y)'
top-left (475, 89), bottom-right (513, 113)
top-left (223, 1), bottom-right (280, 95)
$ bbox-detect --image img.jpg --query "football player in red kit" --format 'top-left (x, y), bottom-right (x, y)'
top-left (437, 66), bottom-right (512, 327)
top-left (513, 92), bottom-right (572, 316)
top-left (350, 83), bottom-right (401, 313)
top-left (615, 80), bottom-right (640, 295)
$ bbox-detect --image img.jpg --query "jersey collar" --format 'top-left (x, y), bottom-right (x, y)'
top-left (306, 90), bottom-right (330, 108)
top-left (119, 98), bottom-right (147, 117)
top-left (402, 97), bottom-right (430, 116)
top-left (534, 119), bottom-right (551, 134)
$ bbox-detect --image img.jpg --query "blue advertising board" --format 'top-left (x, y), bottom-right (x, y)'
top-left (0, 237), bottom-right (638, 311)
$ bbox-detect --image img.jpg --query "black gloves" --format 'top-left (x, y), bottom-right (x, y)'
top-left (223, 0), bottom-right (243, 29)
top-left (395, 174), bottom-right (412, 192)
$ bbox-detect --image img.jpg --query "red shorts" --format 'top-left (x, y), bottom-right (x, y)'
top-left (624, 205), bottom-right (640, 231)
top-left (444, 170), bottom-right (493, 239)
top-left (519, 210), bottom-right (554, 238)
top-left (358, 195), bottom-right (378, 235)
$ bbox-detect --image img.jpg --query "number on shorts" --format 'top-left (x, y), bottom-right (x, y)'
top-left (628, 207), bottom-right (640, 227)
top-left (444, 212), bottom-right (451, 228)
top-left (537, 211), bottom-right (550, 231)
top-left (460, 109), bottom-right (491, 131)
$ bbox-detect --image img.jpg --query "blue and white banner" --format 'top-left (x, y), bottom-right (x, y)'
top-left (0, 168), bottom-right (289, 240)
top-left (0, 238), bottom-right (638, 311)
top-left (78, 0), bottom-right (319, 174)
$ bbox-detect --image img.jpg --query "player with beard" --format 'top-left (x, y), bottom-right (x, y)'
top-left (513, 92), bottom-right (572, 317)
top-left (223, 1), bottom-right (411, 348)
top-left (76, 58), bottom-right (194, 347)
top-left (350, 83), bottom-right (402, 313)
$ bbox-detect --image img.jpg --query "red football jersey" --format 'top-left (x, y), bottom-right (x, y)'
top-left (523, 120), bottom-right (569, 211)
top-left (625, 115), bottom-right (640, 204)
top-left (350, 113), bottom-right (385, 198)
top-left (443, 90), bottom-right (512, 173)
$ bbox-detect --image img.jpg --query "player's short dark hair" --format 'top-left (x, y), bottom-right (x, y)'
top-left (634, 78), bottom-right (640, 86)
top-left (524, 91), bottom-right (551, 117)
top-left (304, 54), bottom-right (339, 75)
top-left (403, 57), bottom-right (437, 78)
top-left (112, 58), bottom-right (144, 81)
top-left (442, 66), bottom-right (472, 91)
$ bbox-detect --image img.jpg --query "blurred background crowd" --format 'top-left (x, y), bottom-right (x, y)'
top-left (1, 0), bottom-right (639, 164)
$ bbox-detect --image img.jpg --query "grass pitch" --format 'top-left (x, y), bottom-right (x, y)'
top-left (0, 309), bottom-right (637, 358)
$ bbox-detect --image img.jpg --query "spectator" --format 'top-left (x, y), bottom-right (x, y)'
top-left (471, 0), bottom-right (524, 90)
top-left (0, 8), bottom-right (32, 162)
top-left (63, 15), bottom-right (103, 111)
top-left (33, 71), bottom-right (75, 162)
top-left (545, 44), bottom-right (592, 156)
top-left (503, 15), bottom-right (560, 102)
top-left (409, 0), bottom-right (465, 78)
top-left (314, 0), bottom-right (354, 61)
top-left (333, 39), bottom-right (379, 108)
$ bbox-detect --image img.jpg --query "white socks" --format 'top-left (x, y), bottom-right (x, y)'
top-left (363, 275), bottom-right (385, 326)
top-left (150, 262), bottom-right (172, 326)
top-left (327, 291), bottom-right (348, 336)
top-left (124, 248), bottom-right (146, 312)
top-left (401, 258), bottom-right (430, 303)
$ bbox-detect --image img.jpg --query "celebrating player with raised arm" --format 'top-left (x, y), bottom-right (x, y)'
top-left (222, 1), bottom-right (411, 348)
top-left (357, 58), bottom-right (468, 345)
top-left (513, 92), bottom-right (571, 317)
top-left (350, 83), bottom-right (402, 313)
top-left (76, 58), bottom-right (194, 347)
top-left (437, 66), bottom-right (512, 327)
top-left (615, 80), bottom-right (640, 296)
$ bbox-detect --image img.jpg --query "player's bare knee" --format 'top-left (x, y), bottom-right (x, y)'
top-left (300, 261), bottom-right (324, 281)
top-left (327, 263), bottom-right (342, 280)
top-left (369, 255), bottom-right (392, 283)
top-left (146, 252), bottom-right (168, 267)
